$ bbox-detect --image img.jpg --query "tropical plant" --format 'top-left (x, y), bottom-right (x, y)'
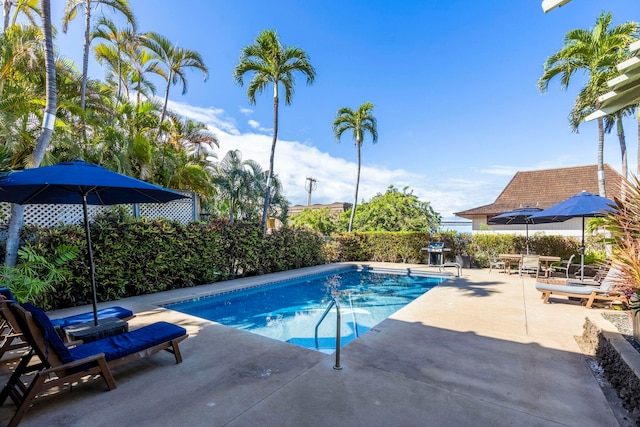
top-left (210, 149), bottom-right (288, 223)
top-left (62, 0), bottom-right (136, 111)
top-left (332, 101), bottom-right (378, 232)
top-left (570, 69), bottom-right (637, 182)
top-left (341, 185), bottom-right (440, 233)
top-left (2, 0), bottom-right (40, 33)
top-left (92, 16), bottom-right (139, 115)
top-left (143, 31), bottom-right (208, 133)
top-left (289, 207), bottom-right (337, 235)
top-left (233, 29), bottom-right (316, 233)
top-left (603, 175), bottom-right (640, 306)
top-left (538, 12), bottom-right (638, 197)
top-left (1, 244), bottom-right (79, 303)
top-left (5, 0), bottom-right (56, 267)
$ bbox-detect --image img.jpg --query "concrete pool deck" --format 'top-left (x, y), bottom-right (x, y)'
top-left (0, 262), bottom-right (634, 426)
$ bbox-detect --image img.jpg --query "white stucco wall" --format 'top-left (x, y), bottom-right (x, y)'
top-left (473, 217), bottom-right (589, 238)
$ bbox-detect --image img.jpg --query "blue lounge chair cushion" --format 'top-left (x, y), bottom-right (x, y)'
top-left (50, 307), bottom-right (134, 328)
top-left (22, 303), bottom-right (186, 364)
top-left (22, 303), bottom-right (74, 364)
top-left (0, 287), bottom-right (15, 302)
top-left (1, 287), bottom-right (133, 329)
top-left (69, 322), bottom-right (186, 362)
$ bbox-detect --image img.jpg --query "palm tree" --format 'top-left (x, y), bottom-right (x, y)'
top-left (5, 0), bottom-right (56, 266)
top-left (538, 12), bottom-right (638, 197)
top-left (3, 0), bottom-right (40, 33)
top-left (143, 31), bottom-right (208, 132)
top-left (233, 29), bottom-right (316, 233)
top-left (570, 73), bottom-right (636, 182)
top-left (332, 102), bottom-right (378, 233)
top-left (62, 0), bottom-right (136, 111)
top-left (92, 17), bottom-right (138, 114)
top-left (212, 150), bottom-right (262, 223)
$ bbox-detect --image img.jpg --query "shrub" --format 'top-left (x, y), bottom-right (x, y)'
top-left (7, 217), bottom-right (326, 310)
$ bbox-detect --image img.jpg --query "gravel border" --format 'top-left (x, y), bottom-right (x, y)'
top-left (601, 312), bottom-right (640, 353)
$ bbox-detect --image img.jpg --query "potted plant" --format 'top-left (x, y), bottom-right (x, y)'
top-left (453, 233), bottom-right (472, 268)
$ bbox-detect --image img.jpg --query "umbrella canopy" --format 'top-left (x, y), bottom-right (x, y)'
top-left (528, 191), bottom-right (615, 280)
top-left (0, 160), bottom-right (188, 325)
top-left (488, 206), bottom-right (543, 254)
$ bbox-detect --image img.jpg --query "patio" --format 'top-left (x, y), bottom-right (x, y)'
top-left (0, 263), bottom-right (634, 426)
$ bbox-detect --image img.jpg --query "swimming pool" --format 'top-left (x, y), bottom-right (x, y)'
top-left (165, 268), bottom-right (446, 352)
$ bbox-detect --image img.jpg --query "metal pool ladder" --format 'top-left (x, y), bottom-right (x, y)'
top-left (314, 297), bottom-right (342, 370)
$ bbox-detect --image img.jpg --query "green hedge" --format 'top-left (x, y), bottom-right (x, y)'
top-left (6, 214), bottom-right (597, 311)
top-left (329, 231), bottom-right (584, 268)
top-left (12, 212), bottom-right (326, 310)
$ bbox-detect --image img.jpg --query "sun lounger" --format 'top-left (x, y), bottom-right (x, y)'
top-left (535, 265), bottom-right (624, 308)
top-left (0, 288), bottom-right (134, 360)
top-left (0, 302), bottom-right (187, 427)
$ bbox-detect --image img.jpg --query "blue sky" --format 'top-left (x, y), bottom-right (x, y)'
top-left (50, 0), bottom-right (639, 220)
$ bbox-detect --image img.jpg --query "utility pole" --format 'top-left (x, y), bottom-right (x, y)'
top-left (305, 177), bottom-right (317, 206)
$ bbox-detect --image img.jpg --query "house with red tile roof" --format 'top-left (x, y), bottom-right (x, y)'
top-left (454, 164), bottom-right (624, 236)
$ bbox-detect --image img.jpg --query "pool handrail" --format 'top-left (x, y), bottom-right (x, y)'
top-left (314, 297), bottom-right (342, 370)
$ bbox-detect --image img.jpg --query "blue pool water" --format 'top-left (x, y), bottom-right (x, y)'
top-left (165, 269), bottom-right (445, 352)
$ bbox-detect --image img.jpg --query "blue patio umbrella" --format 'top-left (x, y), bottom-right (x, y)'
top-left (528, 191), bottom-right (615, 281)
top-left (488, 206), bottom-right (543, 254)
top-left (0, 160), bottom-right (188, 325)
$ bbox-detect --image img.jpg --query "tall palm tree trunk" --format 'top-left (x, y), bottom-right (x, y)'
top-left (348, 142), bottom-right (362, 233)
top-left (261, 90), bottom-right (278, 233)
top-left (5, 0), bottom-right (56, 266)
top-left (597, 117), bottom-right (606, 197)
top-left (159, 76), bottom-right (171, 132)
top-left (80, 0), bottom-right (91, 110)
top-left (3, 0), bottom-right (11, 32)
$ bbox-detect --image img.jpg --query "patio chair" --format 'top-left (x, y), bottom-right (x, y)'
top-left (488, 257), bottom-right (506, 274)
top-left (0, 302), bottom-right (187, 427)
top-left (519, 255), bottom-right (540, 278)
top-left (549, 254), bottom-right (575, 278)
top-left (0, 288), bottom-right (134, 360)
top-left (535, 266), bottom-right (625, 308)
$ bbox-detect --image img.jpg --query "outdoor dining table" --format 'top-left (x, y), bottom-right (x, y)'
top-left (498, 254), bottom-right (561, 278)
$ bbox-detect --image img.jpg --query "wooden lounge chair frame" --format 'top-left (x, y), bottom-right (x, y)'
top-left (0, 302), bottom-right (187, 427)
top-left (537, 285), bottom-right (625, 308)
top-left (536, 265), bottom-right (625, 309)
top-left (0, 294), bottom-right (135, 361)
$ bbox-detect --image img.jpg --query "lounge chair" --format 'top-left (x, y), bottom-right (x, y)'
top-left (0, 288), bottom-right (134, 360)
top-left (0, 302), bottom-right (187, 427)
top-left (535, 266), bottom-right (625, 308)
top-left (566, 262), bottom-right (610, 286)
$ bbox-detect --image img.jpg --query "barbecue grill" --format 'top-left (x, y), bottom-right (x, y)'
top-left (422, 242), bottom-right (451, 266)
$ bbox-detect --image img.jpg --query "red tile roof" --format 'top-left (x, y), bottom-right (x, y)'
top-left (455, 164), bottom-right (624, 219)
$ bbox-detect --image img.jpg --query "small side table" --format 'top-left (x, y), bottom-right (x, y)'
top-left (64, 316), bottom-right (128, 343)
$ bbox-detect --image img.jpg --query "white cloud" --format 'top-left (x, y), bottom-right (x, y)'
top-left (166, 100), bottom-right (513, 221)
top-left (166, 100), bottom-right (240, 136)
top-left (239, 108), bottom-right (253, 115)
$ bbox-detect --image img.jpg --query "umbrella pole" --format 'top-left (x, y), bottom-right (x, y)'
top-left (82, 196), bottom-right (99, 326)
top-left (525, 224), bottom-right (530, 255)
top-left (580, 217), bottom-right (585, 282)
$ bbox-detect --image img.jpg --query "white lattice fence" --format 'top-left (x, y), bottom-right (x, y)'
top-left (0, 191), bottom-right (198, 227)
